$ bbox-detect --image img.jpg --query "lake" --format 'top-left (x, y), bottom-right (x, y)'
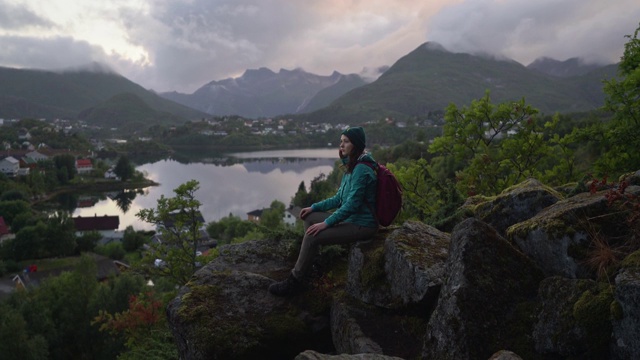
top-left (71, 148), bottom-right (339, 231)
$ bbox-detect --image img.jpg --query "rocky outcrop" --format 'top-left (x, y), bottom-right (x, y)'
top-left (422, 218), bottom-right (544, 359)
top-left (470, 178), bottom-right (562, 236)
top-left (166, 177), bottom-right (640, 360)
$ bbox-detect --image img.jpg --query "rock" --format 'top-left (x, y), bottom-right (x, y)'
top-left (507, 186), bottom-right (640, 278)
top-left (330, 300), bottom-right (383, 355)
top-left (611, 250), bottom-right (640, 360)
top-left (533, 277), bottom-right (612, 358)
top-left (422, 218), bottom-right (544, 360)
top-left (295, 350), bottom-right (404, 359)
top-left (166, 239), bottom-right (334, 359)
top-left (346, 221), bottom-right (449, 309)
top-left (164, 176), bottom-right (640, 360)
top-left (488, 350), bottom-right (524, 360)
top-left (472, 178), bottom-right (562, 236)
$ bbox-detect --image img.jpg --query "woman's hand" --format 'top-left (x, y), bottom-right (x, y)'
top-left (306, 221), bottom-right (328, 236)
top-left (299, 207), bottom-right (313, 219)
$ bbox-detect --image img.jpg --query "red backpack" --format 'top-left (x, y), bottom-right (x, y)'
top-left (359, 162), bottom-right (403, 227)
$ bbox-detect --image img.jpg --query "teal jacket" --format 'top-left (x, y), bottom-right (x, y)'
top-left (311, 153), bottom-right (378, 228)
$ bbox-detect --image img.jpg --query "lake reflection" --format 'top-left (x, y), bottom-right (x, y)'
top-left (72, 149), bottom-right (338, 231)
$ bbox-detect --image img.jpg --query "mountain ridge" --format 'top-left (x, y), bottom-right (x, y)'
top-left (0, 42), bottom-right (618, 129)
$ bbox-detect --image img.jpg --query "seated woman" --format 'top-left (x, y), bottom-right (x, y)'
top-left (269, 126), bottom-right (378, 297)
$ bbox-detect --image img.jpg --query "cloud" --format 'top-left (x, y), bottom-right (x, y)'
top-left (427, 0), bottom-right (640, 65)
top-left (0, 0), bottom-right (54, 30)
top-left (0, 35), bottom-right (109, 70)
top-left (0, 0), bottom-right (638, 93)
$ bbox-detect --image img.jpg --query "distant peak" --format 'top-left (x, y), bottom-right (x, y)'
top-left (422, 42), bottom-right (448, 52)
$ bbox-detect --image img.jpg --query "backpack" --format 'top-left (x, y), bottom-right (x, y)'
top-left (358, 162), bottom-right (403, 227)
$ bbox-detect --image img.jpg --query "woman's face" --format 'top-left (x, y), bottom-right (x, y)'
top-left (340, 134), bottom-right (354, 157)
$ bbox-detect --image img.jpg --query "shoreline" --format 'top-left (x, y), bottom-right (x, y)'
top-left (31, 178), bottom-right (159, 206)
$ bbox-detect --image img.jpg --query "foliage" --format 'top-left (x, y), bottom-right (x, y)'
top-left (0, 199), bottom-right (31, 225)
top-left (0, 256), bottom-right (158, 360)
top-left (53, 154), bottom-right (76, 183)
top-left (136, 180), bottom-right (204, 286)
top-left (95, 242), bottom-right (126, 260)
top-left (599, 22), bottom-right (640, 174)
top-left (429, 91), bottom-right (556, 196)
top-left (0, 302), bottom-right (49, 360)
top-left (10, 212), bottom-right (75, 260)
top-left (387, 159), bottom-right (465, 227)
top-left (206, 214), bottom-right (256, 245)
top-left (115, 155), bottom-right (136, 182)
top-left (122, 226), bottom-right (148, 252)
top-left (76, 230), bottom-right (102, 253)
top-left (93, 290), bottom-right (177, 360)
top-left (260, 200), bottom-right (286, 229)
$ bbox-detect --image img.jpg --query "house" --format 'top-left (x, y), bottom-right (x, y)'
top-left (104, 167), bottom-right (120, 180)
top-left (0, 156), bottom-right (20, 176)
top-left (25, 150), bottom-right (49, 162)
top-left (17, 128), bottom-right (31, 140)
top-left (75, 158), bottom-right (93, 175)
top-left (247, 209), bottom-right (265, 223)
top-left (283, 206), bottom-right (301, 227)
top-left (73, 214), bottom-right (120, 240)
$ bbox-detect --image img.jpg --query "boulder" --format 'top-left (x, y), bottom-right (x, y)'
top-left (164, 176), bottom-right (640, 360)
top-left (422, 218), bottom-right (544, 360)
top-left (346, 221), bottom-right (449, 309)
top-left (533, 277), bottom-right (612, 359)
top-left (166, 239), bottom-right (334, 359)
top-left (471, 178), bottom-right (562, 236)
top-left (611, 250), bottom-right (640, 359)
top-left (295, 350), bottom-right (404, 359)
top-left (507, 186), bottom-right (640, 278)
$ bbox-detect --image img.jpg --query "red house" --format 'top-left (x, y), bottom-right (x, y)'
top-left (75, 158), bottom-right (93, 175)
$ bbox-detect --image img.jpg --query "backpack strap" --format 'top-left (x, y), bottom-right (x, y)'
top-left (356, 161), bottom-right (379, 224)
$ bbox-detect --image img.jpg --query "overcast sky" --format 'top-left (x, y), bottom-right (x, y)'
top-left (1, 0), bottom-right (638, 93)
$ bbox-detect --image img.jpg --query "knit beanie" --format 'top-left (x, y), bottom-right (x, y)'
top-left (342, 127), bottom-right (366, 151)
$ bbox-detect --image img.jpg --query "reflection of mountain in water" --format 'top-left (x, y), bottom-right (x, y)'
top-left (241, 157), bottom-right (336, 174)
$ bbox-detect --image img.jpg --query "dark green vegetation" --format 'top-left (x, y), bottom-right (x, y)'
top-left (0, 65), bottom-right (207, 125)
top-left (294, 42), bottom-right (617, 125)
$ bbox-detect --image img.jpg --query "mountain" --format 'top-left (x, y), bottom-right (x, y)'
top-left (293, 42), bottom-right (619, 124)
top-left (527, 57), bottom-right (606, 77)
top-left (161, 68), bottom-right (369, 118)
top-left (77, 93), bottom-right (188, 133)
top-left (0, 65), bottom-right (208, 125)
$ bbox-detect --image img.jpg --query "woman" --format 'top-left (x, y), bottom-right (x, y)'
top-left (269, 126), bottom-right (378, 297)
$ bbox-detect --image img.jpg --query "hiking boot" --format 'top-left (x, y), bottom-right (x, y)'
top-left (268, 273), bottom-right (305, 297)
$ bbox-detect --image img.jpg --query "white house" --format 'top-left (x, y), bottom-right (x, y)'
top-left (283, 206), bottom-right (301, 227)
top-left (0, 156), bottom-right (20, 176)
top-left (25, 150), bottom-right (49, 162)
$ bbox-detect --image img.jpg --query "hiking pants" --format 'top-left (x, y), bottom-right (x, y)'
top-left (292, 212), bottom-right (377, 279)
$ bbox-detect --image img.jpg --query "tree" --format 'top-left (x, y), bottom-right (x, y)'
top-left (428, 91), bottom-right (546, 196)
top-left (45, 211), bottom-right (76, 257)
top-left (599, 22), bottom-right (640, 174)
top-left (114, 156), bottom-right (135, 182)
top-left (206, 214), bottom-right (255, 244)
top-left (136, 180), bottom-right (204, 286)
top-left (0, 303), bottom-right (49, 360)
top-left (122, 226), bottom-right (146, 252)
top-left (76, 230), bottom-right (101, 253)
top-left (291, 181), bottom-right (308, 207)
top-left (260, 200), bottom-right (285, 229)
top-left (53, 154), bottom-right (76, 182)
